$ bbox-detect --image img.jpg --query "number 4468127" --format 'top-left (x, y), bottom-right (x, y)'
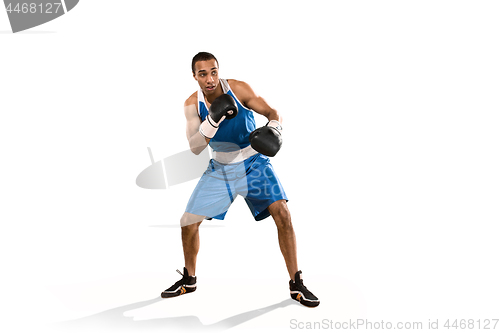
top-left (444, 319), bottom-right (498, 330)
top-left (5, 3), bottom-right (62, 14)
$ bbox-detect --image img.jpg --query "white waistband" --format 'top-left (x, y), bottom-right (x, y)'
top-left (212, 145), bottom-right (259, 164)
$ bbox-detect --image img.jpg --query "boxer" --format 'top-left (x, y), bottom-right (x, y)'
top-left (160, 52), bottom-right (319, 308)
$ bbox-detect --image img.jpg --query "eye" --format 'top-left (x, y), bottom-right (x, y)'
top-left (212, 71), bottom-right (217, 75)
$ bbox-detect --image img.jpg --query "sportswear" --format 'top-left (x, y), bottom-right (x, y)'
top-left (249, 124), bottom-right (282, 157)
top-left (199, 93), bottom-right (238, 139)
top-left (161, 267), bottom-right (197, 298)
top-left (185, 153), bottom-right (287, 221)
top-left (208, 93), bottom-right (238, 122)
top-left (188, 79), bottom-right (287, 221)
top-left (197, 79), bottom-right (256, 152)
top-left (289, 270), bottom-right (320, 307)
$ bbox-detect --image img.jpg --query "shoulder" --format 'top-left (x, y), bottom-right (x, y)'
top-left (184, 91), bottom-right (198, 107)
top-left (227, 79), bottom-right (257, 102)
top-left (184, 91), bottom-right (199, 119)
top-left (227, 79), bottom-right (253, 93)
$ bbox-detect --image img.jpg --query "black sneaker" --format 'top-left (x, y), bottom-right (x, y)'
top-left (161, 267), bottom-right (197, 298)
top-left (289, 270), bottom-right (320, 307)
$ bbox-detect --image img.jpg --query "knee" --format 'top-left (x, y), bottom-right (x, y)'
top-left (181, 221), bottom-right (201, 239)
top-left (180, 213), bottom-right (203, 229)
top-left (271, 204), bottom-right (292, 229)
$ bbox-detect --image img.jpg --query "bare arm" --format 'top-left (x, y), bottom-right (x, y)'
top-left (230, 80), bottom-right (282, 124)
top-left (184, 103), bottom-right (210, 155)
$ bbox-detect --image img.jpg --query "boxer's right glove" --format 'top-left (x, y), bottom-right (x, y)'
top-left (199, 94), bottom-right (238, 139)
top-left (249, 120), bottom-right (282, 157)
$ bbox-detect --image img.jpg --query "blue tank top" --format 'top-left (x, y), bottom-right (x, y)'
top-left (198, 79), bottom-right (256, 152)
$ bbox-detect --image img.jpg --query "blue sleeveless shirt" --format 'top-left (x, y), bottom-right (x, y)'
top-left (198, 79), bottom-right (256, 152)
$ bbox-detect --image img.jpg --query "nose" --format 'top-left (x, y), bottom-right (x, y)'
top-left (207, 75), bottom-right (214, 83)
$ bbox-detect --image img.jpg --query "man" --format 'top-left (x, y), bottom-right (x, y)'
top-left (160, 52), bottom-right (319, 307)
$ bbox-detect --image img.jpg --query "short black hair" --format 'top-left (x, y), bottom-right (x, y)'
top-left (192, 52), bottom-right (218, 74)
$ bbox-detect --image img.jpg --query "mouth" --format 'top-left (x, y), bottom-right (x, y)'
top-left (206, 85), bottom-right (215, 91)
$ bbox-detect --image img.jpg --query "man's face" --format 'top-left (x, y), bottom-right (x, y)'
top-left (193, 59), bottom-right (219, 95)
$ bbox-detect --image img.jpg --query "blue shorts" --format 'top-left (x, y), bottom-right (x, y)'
top-left (185, 153), bottom-right (288, 221)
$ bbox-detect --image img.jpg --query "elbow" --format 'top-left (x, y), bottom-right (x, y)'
top-left (188, 132), bottom-right (209, 155)
top-left (190, 145), bottom-right (205, 155)
top-left (268, 109), bottom-right (281, 122)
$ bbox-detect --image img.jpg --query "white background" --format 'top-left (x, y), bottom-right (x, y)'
top-left (1, 1), bottom-right (499, 332)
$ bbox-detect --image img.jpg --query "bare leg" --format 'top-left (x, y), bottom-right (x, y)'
top-left (268, 200), bottom-right (298, 280)
top-left (180, 213), bottom-right (204, 276)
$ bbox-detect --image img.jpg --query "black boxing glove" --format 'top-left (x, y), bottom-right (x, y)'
top-left (208, 94), bottom-right (238, 123)
top-left (199, 94), bottom-right (238, 139)
top-left (249, 120), bottom-right (283, 157)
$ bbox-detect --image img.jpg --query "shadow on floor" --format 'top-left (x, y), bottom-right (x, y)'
top-left (51, 296), bottom-right (298, 332)
top-left (149, 224), bottom-right (224, 228)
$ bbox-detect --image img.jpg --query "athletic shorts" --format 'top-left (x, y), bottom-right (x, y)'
top-left (185, 153), bottom-right (288, 221)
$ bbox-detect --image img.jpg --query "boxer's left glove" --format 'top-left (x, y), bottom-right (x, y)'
top-left (249, 120), bottom-right (282, 157)
top-left (199, 94), bottom-right (238, 139)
